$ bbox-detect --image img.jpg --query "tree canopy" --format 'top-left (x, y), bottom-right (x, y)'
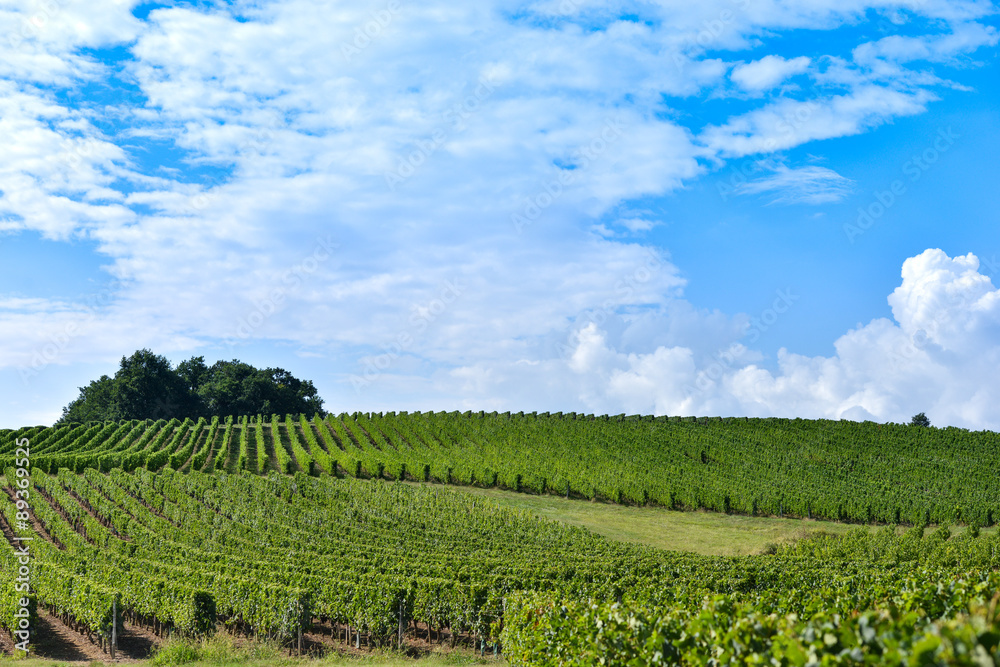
top-left (58, 349), bottom-right (325, 423)
top-left (910, 412), bottom-right (931, 427)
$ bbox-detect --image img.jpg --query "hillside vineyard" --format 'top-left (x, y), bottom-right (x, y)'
top-left (1, 469), bottom-right (999, 662)
top-left (0, 412), bottom-right (998, 663)
top-left (3, 411), bottom-right (999, 525)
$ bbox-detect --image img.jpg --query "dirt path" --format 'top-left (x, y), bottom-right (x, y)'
top-left (224, 426), bottom-right (242, 473)
top-left (117, 620), bottom-right (161, 659)
top-left (243, 426), bottom-right (257, 473)
top-left (204, 423), bottom-right (231, 472)
top-left (305, 420), bottom-right (333, 455)
top-left (264, 424), bottom-right (280, 473)
top-left (179, 427), bottom-right (212, 472)
top-left (25, 609), bottom-right (160, 661)
top-left (0, 629), bottom-right (19, 656)
top-left (27, 609), bottom-right (107, 661)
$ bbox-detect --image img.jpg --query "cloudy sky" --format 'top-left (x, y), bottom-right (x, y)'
top-left (1, 0), bottom-right (998, 429)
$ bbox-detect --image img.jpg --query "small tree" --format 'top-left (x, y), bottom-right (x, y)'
top-left (910, 412), bottom-right (931, 427)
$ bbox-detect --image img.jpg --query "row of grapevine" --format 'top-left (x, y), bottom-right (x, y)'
top-left (5, 411), bottom-right (1000, 529)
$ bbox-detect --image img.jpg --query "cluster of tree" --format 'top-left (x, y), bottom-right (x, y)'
top-left (58, 349), bottom-right (325, 423)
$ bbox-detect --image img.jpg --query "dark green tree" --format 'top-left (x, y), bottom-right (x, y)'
top-left (112, 349), bottom-right (198, 419)
top-left (57, 350), bottom-right (324, 423)
top-left (59, 350), bottom-right (195, 423)
top-left (59, 375), bottom-right (118, 423)
top-left (194, 360), bottom-right (324, 417)
top-left (176, 356), bottom-right (210, 394)
top-left (910, 412), bottom-right (931, 427)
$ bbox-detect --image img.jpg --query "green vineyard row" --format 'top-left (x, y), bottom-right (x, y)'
top-left (2, 411), bottom-right (999, 526)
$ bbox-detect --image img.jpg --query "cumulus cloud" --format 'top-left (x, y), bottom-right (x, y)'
top-left (887, 249), bottom-right (1000, 352)
top-left (435, 249), bottom-right (1000, 430)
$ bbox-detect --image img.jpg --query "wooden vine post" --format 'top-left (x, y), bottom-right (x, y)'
top-left (397, 597), bottom-right (405, 648)
top-left (111, 597), bottom-right (117, 660)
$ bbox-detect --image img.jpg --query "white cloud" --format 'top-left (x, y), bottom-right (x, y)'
top-left (0, 0), bottom-right (142, 84)
top-left (0, 0), bottom-right (997, 428)
top-left (887, 249), bottom-right (1000, 352)
top-left (853, 22), bottom-right (1000, 65)
top-left (700, 85), bottom-right (936, 158)
top-left (731, 55), bottom-right (811, 92)
top-left (731, 164), bottom-right (854, 204)
top-left (0, 81), bottom-right (137, 239)
top-left (0, 0), bottom-right (986, 248)
top-left (429, 249), bottom-right (1000, 430)
top-left (617, 217), bottom-right (658, 233)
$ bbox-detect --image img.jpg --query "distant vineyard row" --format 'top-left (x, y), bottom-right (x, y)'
top-left (3, 411), bottom-right (999, 526)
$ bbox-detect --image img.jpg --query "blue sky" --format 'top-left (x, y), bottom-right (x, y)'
top-left (1, 0), bottom-right (999, 429)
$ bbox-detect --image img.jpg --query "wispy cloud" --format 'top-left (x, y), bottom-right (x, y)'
top-left (732, 164), bottom-right (854, 205)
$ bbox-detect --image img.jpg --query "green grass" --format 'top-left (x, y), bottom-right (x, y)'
top-left (416, 482), bottom-right (864, 555)
top-left (0, 658), bottom-right (497, 667)
top-left (146, 634), bottom-right (497, 666)
top-left (429, 483), bottom-right (996, 555)
top-left (1, 642), bottom-right (499, 667)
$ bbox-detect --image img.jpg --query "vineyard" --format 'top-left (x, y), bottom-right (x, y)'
top-left (4, 411), bottom-right (1000, 526)
top-left (0, 412), bottom-right (997, 663)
